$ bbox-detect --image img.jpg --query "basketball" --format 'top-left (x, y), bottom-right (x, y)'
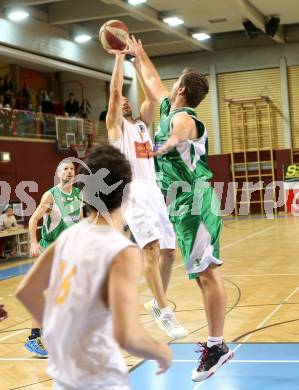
top-left (99, 20), bottom-right (129, 52)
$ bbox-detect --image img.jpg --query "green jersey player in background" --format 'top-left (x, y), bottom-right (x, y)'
top-left (25, 160), bottom-right (82, 357)
top-left (123, 36), bottom-right (233, 383)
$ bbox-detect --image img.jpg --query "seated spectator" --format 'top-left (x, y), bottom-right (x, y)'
top-left (64, 92), bottom-right (79, 116)
top-left (79, 98), bottom-right (92, 118)
top-left (0, 204), bottom-right (19, 258)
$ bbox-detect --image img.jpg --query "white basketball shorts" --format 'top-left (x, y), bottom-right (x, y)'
top-left (123, 180), bottom-right (176, 250)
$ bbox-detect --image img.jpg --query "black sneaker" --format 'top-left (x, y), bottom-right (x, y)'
top-left (191, 341), bottom-right (234, 382)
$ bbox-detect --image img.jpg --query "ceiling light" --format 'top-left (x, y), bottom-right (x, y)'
top-left (74, 34), bottom-right (92, 43)
top-left (192, 32), bottom-right (210, 41)
top-left (128, 0), bottom-right (147, 5)
top-left (7, 10), bottom-right (29, 22)
top-left (163, 17), bottom-right (184, 26)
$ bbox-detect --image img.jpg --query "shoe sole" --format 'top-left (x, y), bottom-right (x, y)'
top-left (192, 350), bottom-right (234, 382)
top-left (24, 344), bottom-right (48, 358)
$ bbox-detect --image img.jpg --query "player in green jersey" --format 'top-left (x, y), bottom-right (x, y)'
top-left (123, 36), bottom-right (233, 383)
top-left (25, 160), bottom-right (82, 357)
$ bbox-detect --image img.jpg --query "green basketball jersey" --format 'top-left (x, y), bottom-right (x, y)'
top-left (154, 97), bottom-right (213, 195)
top-left (154, 98), bottom-right (222, 281)
top-left (40, 186), bottom-right (82, 249)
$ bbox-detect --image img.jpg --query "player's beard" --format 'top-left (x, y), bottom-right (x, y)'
top-left (62, 177), bottom-right (73, 186)
top-left (123, 110), bottom-right (132, 118)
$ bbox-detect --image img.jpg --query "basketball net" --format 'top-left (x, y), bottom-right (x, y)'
top-left (70, 144), bottom-right (88, 159)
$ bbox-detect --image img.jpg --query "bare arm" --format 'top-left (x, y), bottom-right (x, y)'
top-left (106, 53), bottom-right (125, 141)
top-left (134, 58), bottom-right (156, 127)
top-left (124, 36), bottom-right (168, 104)
top-left (28, 191), bottom-right (53, 255)
top-left (109, 246), bottom-right (172, 374)
top-left (154, 113), bottom-right (196, 156)
top-left (15, 244), bottom-right (55, 326)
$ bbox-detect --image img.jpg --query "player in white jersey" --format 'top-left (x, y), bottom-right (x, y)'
top-left (106, 51), bottom-right (187, 339)
top-left (16, 144), bottom-right (172, 390)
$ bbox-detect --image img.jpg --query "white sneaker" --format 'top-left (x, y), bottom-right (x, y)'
top-left (144, 299), bottom-right (161, 321)
top-left (144, 300), bottom-right (188, 339)
top-left (159, 308), bottom-right (188, 339)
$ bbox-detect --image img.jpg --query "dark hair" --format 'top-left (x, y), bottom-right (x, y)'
top-left (77, 143), bottom-right (132, 213)
top-left (179, 69), bottom-right (209, 108)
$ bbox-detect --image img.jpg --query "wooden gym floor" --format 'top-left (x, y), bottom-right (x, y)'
top-left (1, 215), bottom-right (299, 389)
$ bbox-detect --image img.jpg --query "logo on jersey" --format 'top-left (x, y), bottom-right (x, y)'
top-left (138, 124), bottom-right (146, 133)
top-left (134, 141), bottom-right (153, 159)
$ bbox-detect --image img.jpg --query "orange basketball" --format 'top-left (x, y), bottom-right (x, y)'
top-left (99, 20), bottom-right (129, 52)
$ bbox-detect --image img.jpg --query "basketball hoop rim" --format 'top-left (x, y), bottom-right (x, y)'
top-left (70, 143), bottom-right (87, 158)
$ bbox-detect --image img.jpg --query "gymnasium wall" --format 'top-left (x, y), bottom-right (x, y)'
top-left (0, 139), bottom-right (73, 219)
top-left (150, 45), bottom-right (299, 154)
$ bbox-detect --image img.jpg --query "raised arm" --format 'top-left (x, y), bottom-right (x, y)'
top-left (108, 246), bottom-right (172, 374)
top-left (15, 243), bottom-right (55, 326)
top-left (106, 52), bottom-right (125, 141)
top-left (29, 191), bottom-right (53, 256)
top-left (124, 36), bottom-right (168, 104)
top-left (134, 57), bottom-right (156, 128)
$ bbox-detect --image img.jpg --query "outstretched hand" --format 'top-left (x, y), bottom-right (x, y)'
top-left (107, 49), bottom-right (125, 56)
top-left (122, 35), bottom-right (144, 57)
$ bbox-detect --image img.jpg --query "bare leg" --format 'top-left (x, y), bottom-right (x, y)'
top-left (31, 318), bottom-right (40, 331)
top-left (143, 240), bottom-right (168, 309)
top-left (159, 249), bottom-right (175, 293)
top-left (196, 264), bottom-right (227, 337)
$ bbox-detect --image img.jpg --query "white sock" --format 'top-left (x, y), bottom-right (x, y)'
top-left (160, 306), bottom-right (173, 317)
top-left (152, 298), bottom-right (159, 308)
top-left (207, 336), bottom-right (223, 348)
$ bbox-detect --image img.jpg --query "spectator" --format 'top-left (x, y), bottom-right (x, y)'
top-left (0, 78), bottom-right (4, 95)
top-left (17, 83), bottom-right (32, 110)
top-left (99, 106), bottom-right (108, 122)
top-left (79, 98), bottom-right (91, 118)
top-left (0, 95), bottom-right (3, 109)
top-left (36, 88), bottom-right (45, 108)
top-left (2, 74), bottom-right (14, 107)
top-left (3, 74), bottom-right (13, 93)
top-left (41, 90), bottom-right (54, 114)
top-left (64, 92), bottom-right (79, 116)
top-left (0, 204), bottom-right (19, 259)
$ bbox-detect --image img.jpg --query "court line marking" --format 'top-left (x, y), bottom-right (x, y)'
top-left (0, 329), bottom-right (27, 342)
top-left (0, 358), bottom-right (47, 361)
top-left (2, 358), bottom-right (298, 363)
top-left (233, 284), bottom-right (299, 354)
top-left (127, 359), bottom-right (299, 363)
top-left (139, 225), bottom-right (275, 284)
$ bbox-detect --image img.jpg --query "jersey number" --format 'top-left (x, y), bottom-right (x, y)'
top-left (55, 261), bottom-right (77, 305)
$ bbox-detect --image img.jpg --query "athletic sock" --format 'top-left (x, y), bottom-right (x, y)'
top-left (160, 306), bottom-right (172, 314)
top-left (207, 336), bottom-right (223, 348)
top-left (30, 328), bottom-right (41, 340)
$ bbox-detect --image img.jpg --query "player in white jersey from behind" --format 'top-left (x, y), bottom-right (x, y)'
top-left (106, 51), bottom-right (187, 339)
top-left (16, 144), bottom-right (172, 390)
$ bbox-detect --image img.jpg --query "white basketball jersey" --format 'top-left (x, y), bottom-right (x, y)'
top-left (43, 219), bottom-right (134, 390)
top-left (111, 118), bottom-right (156, 182)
